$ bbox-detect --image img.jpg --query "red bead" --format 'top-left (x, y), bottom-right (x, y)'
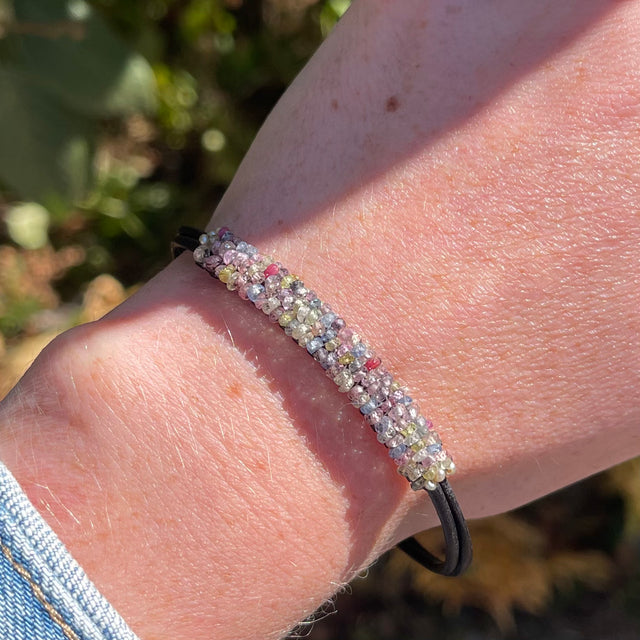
top-left (364, 357), bottom-right (381, 371)
top-left (217, 226), bottom-right (230, 238)
top-left (263, 263), bottom-right (279, 277)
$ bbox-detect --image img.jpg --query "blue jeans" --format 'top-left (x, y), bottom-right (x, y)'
top-left (0, 463), bottom-right (138, 639)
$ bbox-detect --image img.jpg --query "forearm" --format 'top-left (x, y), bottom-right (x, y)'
top-left (0, 264), bottom-right (409, 638)
top-left (213, 0), bottom-right (640, 512)
top-left (1, 1), bottom-right (639, 639)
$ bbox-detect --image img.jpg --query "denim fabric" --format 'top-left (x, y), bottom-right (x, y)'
top-left (0, 463), bottom-right (139, 640)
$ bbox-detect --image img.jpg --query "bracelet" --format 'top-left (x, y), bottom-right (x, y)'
top-left (172, 225), bottom-right (472, 576)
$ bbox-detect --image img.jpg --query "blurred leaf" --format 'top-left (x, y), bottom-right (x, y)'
top-left (180, 0), bottom-right (236, 42)
top-left (5, 201), bottom-right (50, 249)
top-left (607, 458), bottom-right (640, 535)
top-left (319, 0), bottom-right (350, 37)
top-left (3, 0), bottom-right (156, 117)
top-left (390, 514), bottom-right (614, 632)
top-left (0, 0), bottom-right (13, 33)
top-left (0, 0), bottom-right (157, 204)
top-left (0, 69), bottom-right (92, 203)
top-left (0, 295), bottom-right (42, 338)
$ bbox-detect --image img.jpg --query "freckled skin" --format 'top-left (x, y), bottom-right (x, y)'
top-left (1, 2), bottom-right (639, 639)
top-left (226, 381), bottom-right (243, 400)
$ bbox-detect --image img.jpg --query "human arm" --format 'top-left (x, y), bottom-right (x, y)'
top-left (1, 1), bottom-right (639, 638)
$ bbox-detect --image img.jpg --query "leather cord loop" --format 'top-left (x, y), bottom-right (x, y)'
top-left (397, 480), bottom-right (472, 576)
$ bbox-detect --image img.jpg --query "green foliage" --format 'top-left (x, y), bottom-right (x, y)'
top-left (0, 69), bottom-right (93, 206)
top-left (0, 294), bottom-right (41, 337)
top-left (5, 201), bottom-right (49, 249)
top-left (0, 0), bottom-right (353, 311)
top-left (319, 0), bottom-right (350, 36)
top-left (0, 0), bottom-right (350, 291)
top-left (0, 0), bottom-right (155, 205)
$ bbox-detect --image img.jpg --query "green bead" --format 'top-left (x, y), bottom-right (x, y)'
top-left (278, 311), bottom-right (295, 327)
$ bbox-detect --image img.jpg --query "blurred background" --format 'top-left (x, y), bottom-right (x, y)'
top-left (0, 1), bottom-right (638, 638)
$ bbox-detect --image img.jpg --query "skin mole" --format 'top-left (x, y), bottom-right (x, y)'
top-left (385, 95), bottom-right (399, 112)
top-left (226, 381), bottom-right (243, 399)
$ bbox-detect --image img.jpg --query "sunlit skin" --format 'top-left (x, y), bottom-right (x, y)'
top-left (1, 1), bottom-right (639, 638)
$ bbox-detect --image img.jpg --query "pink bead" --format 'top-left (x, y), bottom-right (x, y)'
top-left (347, 385), bottom-right (364, 401)
top-left (223, 250), bottom-right (237, 264)
top-left (366, 409), bottom-right (383, 425)
top-left (338, 328), bottom-right (354, 343)
top-left (378, 400), bottom-right (392, 414)
top-left (367, 381), bottom-right (381, 395)
top-left (389, 406), bottom-right (405, 420)
top-left (418, 455), bottom-right (437, 467)
top-left (263, 263), bottom-right (279, 277)
top-left (364, 357), bottom-right (381, 371)
top-left (203, 255), bottom-right (221, 272)
top-left (325, 364), bottom-right (343, 379)
top-left (353, 371), bottom-right (367, 384)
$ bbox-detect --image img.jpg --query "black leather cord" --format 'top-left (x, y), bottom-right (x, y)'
top-left (397, 479), bottom-right (472, 576)
top-left (172, 225), bottom-right (203, 258)
top-left (172, 226), bottom-right (472, 577)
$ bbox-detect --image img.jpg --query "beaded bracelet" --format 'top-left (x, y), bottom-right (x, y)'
top-left (172, 226), bottom-right (472, 576)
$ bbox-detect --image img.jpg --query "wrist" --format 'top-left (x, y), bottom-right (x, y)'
top-left (0, 256), bottom-right (418, 640)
